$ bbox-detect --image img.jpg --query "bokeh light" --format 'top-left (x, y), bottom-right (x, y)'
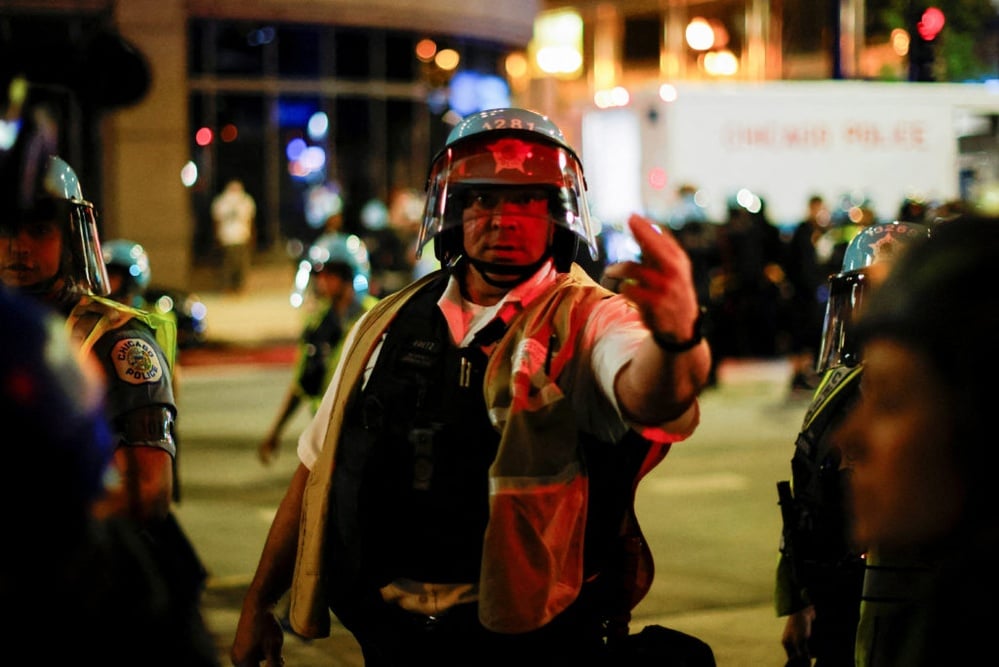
top-left (195, 127), bottom-right (213, 146)
top-left (180, 161), bottom-right (198, 187)
top-left (435, 49), bottom-right (460, 71)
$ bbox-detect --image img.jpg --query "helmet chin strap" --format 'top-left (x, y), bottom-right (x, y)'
top-left (463, 251), bottom-right (551, 289)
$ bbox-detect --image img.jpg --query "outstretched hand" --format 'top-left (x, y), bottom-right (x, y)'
top-left (601, 214), bottom-right (702, 343)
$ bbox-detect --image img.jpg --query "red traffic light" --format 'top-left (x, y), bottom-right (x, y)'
top-left (917, 7), bottom-right (945, 42)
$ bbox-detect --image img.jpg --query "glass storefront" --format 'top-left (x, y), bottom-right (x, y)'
top-left (187, 19), bottom-right (513, 263)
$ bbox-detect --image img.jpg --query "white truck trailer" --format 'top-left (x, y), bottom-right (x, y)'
top-left (579, 80), bottom-right (999, 228)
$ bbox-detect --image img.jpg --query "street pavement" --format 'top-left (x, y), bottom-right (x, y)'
top-left (179, 260), bottom-right (798, 667)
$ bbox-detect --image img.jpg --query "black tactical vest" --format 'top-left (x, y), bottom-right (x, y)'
top-left (328, 276), bottom-right (502, 591)
top-left (784, 365), bottom-right (866, 597)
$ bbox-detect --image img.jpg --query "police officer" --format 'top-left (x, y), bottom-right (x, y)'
top-left (103, 237), bottom-right (153, 309)
top-left (0, 150), bottom-right (177, 522)
top-left (259, 231), bottom-right (378, 464)
top-left (232, 108), bottom-right (713, 666)
top-left (0, 105), bottom-right (206, 602)
top-left (836, 215), bottom-right (999, 666)
top-left (776, 220), bottom-right (929, 666)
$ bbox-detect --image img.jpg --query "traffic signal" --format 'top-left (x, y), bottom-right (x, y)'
top-left (909, 6), bottom-right (945, 82)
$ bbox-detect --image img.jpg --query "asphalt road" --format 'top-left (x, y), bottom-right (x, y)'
top-left (174, 351), bottom-right (807, 666)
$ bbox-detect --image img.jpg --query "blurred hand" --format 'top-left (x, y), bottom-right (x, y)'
top-left (258, 434), bottom-right (279, 465)
top-left (231, 603), bottom-right (285, 666)
top-left (781, 605), bottom-right (815, 665)
top-left (602, 214), bottom-right (702, 342)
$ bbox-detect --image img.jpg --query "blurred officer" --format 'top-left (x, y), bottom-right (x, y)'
top-left (0, 285), bottom-right (219, 666)
top-left (259, 232), bottom-right (378, 464)
top-left (836, 215), bottom-right (999, 667)
top-left (103, 237), bottom-right (152, 309)
top-left (232, 108), bottom-right (713, 667)
top-left (0, 114), bottom-right (206, 603)
top-left (775, 221), bottom-right (929, 666)
top-left (0, 149), bottom-right (177, 522)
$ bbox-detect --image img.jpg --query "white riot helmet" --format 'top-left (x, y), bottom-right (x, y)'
top-left (417, 108), bottom-right (598, 278)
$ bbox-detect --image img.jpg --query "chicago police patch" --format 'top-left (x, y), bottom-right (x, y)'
top-left (111, 337), bottom-right (164, 384)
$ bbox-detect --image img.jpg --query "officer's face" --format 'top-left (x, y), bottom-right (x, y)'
top-left (835, 338), bottom-right (963, 552)
top-left (0, 219), bottom-right (63, 289)
top-left (461, 188), bottom-right (553, 267)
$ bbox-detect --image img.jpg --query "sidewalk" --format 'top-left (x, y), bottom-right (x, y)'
top-left (196, 261), bottom-right (301, 347)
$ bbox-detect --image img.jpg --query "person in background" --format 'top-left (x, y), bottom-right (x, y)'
top-left (231, 107), bottom-right (713, 667)
top-left (211, 178), bottom-right (256, 294)
top-left (775, 221), bottom-right (929, 667)
top-left (836, 216), bottom-right (999, 666)
top-left (0, 283), bottom-right (220, 666)
top-left (0, 109), bottom-right (207, 613)
top-left (784, 194), bottom-right (829, 392)
top-left (103, 237), bottom-right (152, 309)
top-left (714, 190), bottom-right (785, 359)
top-left (259, 232), bottom-right (378, 465)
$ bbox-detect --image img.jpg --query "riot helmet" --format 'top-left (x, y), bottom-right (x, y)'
top-left (102, 238), bottom-right (151, 308)
top-left (417, 108), bottom-right (598, 278)
top-left (0, 121), bottom-right (110, 300)
top-left (815, 220), bottom-right (929, 373)
top-left (291, 231), bottom-right (370, 308)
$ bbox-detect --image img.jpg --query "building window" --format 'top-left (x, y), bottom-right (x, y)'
top-left (623, 14), bottom-right (660, 66)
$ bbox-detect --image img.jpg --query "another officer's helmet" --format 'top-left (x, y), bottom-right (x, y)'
top-left (417, 107), bottom-right (598, 273)
top-left (0, 111), bottom-right (110, 298)
top-left (103, 238), bottom-right (151, 307)
top-left (816, 220), bottom-right (930, 373)
top-left (0, 286), bottom-right (113, 510)
top-left (291, 232), bottom-right (370, 308)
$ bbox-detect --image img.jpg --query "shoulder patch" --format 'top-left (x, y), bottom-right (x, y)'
top-left (111, 337), bottom-right (164, 384)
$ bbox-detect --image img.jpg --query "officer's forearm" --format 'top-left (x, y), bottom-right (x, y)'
top-left (243, 463), bottom-right (309, 610)
top-left (615, 336), bottom-right (711, 424)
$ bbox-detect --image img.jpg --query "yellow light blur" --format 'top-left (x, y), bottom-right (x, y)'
top-left (891, 29), bottom-right (910, 56)
top-left (536, 47), bottom-right (583, 74)
top-left (703, 49), bottom-right (738, 76)
top-left (532, 8), bottom-right (583, 77)
top-left (415, 38), bottom-right (437, 62)
top-left (593, 86), bottom-right (630, 109)
top-left (685, 17), bottom-right (714, 51)
top-left (435, 49), bottom-right (460, 71)
top-left (505, 52), bottom-right (529, 79)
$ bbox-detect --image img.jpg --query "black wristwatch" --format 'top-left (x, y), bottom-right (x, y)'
top-left (652, 306), bottom-right (707, 353)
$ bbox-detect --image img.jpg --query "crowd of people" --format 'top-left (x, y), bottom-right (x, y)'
top-left (3, 74), bottom-right (996, 667)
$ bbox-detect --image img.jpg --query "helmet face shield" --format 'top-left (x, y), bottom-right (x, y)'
top-left (816, 271), bottom-right (867, 373)
top-left (0, 190), bottom-right (109, 298)
top-left (417, 127), bottom-right (598, 266)
top-left (66, 201), bottom-right (110, 297)
top-left (815, 220), bottom-right (930, 373)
